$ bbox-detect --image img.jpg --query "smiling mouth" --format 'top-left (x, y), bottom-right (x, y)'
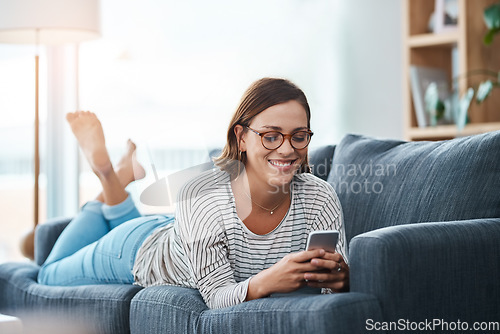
top-left (268, 159), bottom-right (297, 167)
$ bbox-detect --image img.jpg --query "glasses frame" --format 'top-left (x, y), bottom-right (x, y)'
top-left (245, 126), bottom-right (314, 150)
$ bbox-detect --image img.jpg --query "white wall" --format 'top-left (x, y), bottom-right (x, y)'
top-left (332, 0), bottom-right (404, 140)
top-left (76, 0), bottom-right (405, 150)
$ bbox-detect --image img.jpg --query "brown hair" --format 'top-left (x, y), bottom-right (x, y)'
top-left (214, 77), bottom-right (311, 178)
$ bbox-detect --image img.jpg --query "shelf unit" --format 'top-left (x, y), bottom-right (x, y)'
top-left (403, 0), bottom-right (500, 141)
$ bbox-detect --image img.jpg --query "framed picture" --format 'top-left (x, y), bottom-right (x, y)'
top-left (434, 0), bottom-right (459, 33)
top-left (409, 65), bottom-right (452, 127)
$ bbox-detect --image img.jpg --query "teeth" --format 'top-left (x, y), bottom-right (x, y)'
top-left (269, 160), bottom-right (293, 167)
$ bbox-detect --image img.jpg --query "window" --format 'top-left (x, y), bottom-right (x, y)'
top-left (0, 45), bottom-right (47, 262)
top-left (78, 0), bottom-right (342, 214)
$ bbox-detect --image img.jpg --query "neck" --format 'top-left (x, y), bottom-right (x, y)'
top-left (238, 170), bottom-right (290, 207)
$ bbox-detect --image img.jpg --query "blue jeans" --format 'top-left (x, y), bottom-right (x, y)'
top-left (38, 195), bottom-right (174, 286)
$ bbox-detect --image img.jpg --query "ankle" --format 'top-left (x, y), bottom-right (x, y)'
top-left (93, 162), bottom-right (114, 180)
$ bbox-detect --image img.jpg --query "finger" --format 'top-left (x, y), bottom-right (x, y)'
top-left (293, 249), bottom-right (326, 263)
top-left (318, 252), bottom-right (343, 262)
top-left (304, 271), bottom-right (344, 283)
top-left (298, 261), bottom-right (329, 273)
top-left (312, 257), bottom-right (346, 273)
top-left (305, 281), bottom-right (322, 288)
top-left (310, 258), bottom-right (338, 271)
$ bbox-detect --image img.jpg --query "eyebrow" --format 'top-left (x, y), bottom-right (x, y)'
top-left (261, 125), bottom-right (309, 132)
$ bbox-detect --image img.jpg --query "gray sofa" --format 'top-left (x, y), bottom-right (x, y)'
top-left (1, 131), bottom-right (499, 334)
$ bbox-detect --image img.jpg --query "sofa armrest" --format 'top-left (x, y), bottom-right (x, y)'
top-left (34, 217), bottom-right (72, 266)
top-left (130, 285), bottom-right (385, 334)
top-left (349, 218), bottom-right (500, 328)
top-left (0, 262), bottom-right (142, 333)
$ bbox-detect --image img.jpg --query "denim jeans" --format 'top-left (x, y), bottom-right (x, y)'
top-left (38, 195), bottom-right (174, 286)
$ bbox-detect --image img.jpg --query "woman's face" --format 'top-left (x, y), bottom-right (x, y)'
top-left (237, 100), bottom-right (309, 191)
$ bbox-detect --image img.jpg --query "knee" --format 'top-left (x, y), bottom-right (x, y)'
top-left (37, 263), bottom-right (49, 284)
top-left (37, 262), bottom-right (55, 285)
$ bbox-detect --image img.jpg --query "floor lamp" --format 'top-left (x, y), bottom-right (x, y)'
top-left (0, 0), bottom-right (100, 259)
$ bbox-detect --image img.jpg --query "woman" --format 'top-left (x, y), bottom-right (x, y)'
top-left (38, 78), bottom-right (349, 309)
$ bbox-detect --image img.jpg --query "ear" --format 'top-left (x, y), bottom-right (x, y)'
top-left (234, 125), bottom-right (247, 152)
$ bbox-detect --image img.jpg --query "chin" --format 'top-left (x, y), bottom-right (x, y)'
top-left (266, 168), bottom-right (298, 190)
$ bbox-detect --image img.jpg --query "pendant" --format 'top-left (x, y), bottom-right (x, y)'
top-left (270, 211), bottom-right (274, 215)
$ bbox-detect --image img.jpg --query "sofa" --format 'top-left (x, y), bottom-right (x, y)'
top-left (1, 131), bottom-right (499, 334)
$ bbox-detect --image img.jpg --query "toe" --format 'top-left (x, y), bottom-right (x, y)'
top-left (66, 112), bottom-right (76, 122)
top-left (127, 139), bottom-right (137, 152)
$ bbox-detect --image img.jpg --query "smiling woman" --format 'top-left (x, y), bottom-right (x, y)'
top-left (213, 78), bottom-right (314, 231)
top-left (36, 78), bottom-right (349, 310)
top-left (234, 100), bottom-right (310, 193)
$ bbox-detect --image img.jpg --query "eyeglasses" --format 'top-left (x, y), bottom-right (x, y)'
top-left (245, 126), bottom-right (313, 150)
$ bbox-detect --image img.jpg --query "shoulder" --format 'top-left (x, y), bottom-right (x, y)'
top-left (176, 168), bottom-right (232, 225)
top-left (293, 173), bottom-right (343, 228)
top-left (175, 168), bottom-right (231, 232)
top-left (292, 173), bottom-right (341, 210)
top-left (177, 168), bottom-right (230, 202)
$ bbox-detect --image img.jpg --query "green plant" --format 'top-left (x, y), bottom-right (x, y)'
top-left (484, 2), bottom-right (500, 44)
top-left (425, 2), bottom-right (500, 131)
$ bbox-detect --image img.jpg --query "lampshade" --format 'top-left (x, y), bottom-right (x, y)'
top-left (0, 0), bottom-right (100, 45)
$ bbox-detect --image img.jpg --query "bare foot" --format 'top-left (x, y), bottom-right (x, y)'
top-left (116, 139), bottom-right (146, 186)
top-left (66, 111), bottom-right (113, 177)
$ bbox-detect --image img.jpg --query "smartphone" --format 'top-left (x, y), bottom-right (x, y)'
top-left (306, 230), bottom-right (339, 253)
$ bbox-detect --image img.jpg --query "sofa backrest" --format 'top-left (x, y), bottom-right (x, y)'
top-left (308, 145), bottom-right (336, 181)
top-left (327, 131), bottom-right (500, 243)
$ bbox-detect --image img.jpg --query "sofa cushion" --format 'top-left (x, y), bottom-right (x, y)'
top-left (327, 131), bottom-right (500, 243)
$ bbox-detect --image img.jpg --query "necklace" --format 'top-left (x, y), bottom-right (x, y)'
top-left (242, 189), bottom-right (289, 215)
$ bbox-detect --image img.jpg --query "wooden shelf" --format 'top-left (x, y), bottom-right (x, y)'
top-left (408, 122), bottom-right (500, 140)
top-left (403, 0), bottom-right (500, 141)
top-left (408, 32), bottom-right (459, 48)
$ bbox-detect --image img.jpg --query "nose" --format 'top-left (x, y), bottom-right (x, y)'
top-left (276, 136), bottom-right (295, 155)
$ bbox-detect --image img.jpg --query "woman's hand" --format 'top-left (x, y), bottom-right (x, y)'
top-left (246, 249), bottom-right (328, 301)
top-left (303, 251), bottom-right (349, 292)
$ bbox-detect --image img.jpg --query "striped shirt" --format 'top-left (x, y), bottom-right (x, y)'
top-left (133, 168), bottom-right (346, 309)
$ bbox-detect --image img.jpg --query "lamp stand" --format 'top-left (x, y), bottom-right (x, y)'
top-left (35, 53), bottom-right (40, 227)
top-left (19, 53), bottom-right (40, 260)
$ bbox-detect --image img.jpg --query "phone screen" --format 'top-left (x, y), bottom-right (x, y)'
top-left (306, 230), bottom-right (339, 253)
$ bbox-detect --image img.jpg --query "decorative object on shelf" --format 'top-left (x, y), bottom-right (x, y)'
top-left (434, 0), bottom-right (459, 33)
top-left (0, 0), bottom-right (100, 260)
top-left (410, 65), bottom-right (453, 127)
top-left (425, 83), bottom-right (446, 127)
top-left (456, 88), bottom-right (474, 132)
